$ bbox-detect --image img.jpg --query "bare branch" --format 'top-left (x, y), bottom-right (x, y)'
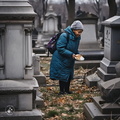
top-left (65, 0), bottom-right (69, 11)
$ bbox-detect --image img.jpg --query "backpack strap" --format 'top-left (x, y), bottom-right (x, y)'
top-left (64, 31), bottom-right (69, 43)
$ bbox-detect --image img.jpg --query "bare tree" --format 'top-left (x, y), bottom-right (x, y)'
top-left (108, 0), bottom-right (117, 17)
top-left (43, 0), bottom-right (48, 17)
top-left (65, 0), bottom-right (75, 26)
top-left (29, 0), bottom-right (43, 16)
top-left (91, 0), bottom-right (101, 17)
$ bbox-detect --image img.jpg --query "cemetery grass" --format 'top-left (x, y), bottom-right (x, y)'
top-left (40, 57), bottom-right (100, 120)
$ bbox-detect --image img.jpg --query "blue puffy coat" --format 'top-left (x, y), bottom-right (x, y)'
top-left (50, 26), bottom-right (81, 82)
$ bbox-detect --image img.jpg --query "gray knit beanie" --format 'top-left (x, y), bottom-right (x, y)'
top-left (71, 20), bottom-right (83, 30)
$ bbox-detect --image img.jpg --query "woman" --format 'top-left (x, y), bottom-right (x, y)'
top-left (50, 20), bottom-right (84, 95)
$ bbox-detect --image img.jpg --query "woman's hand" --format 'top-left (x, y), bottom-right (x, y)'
top-left (72, 54), bottom-right (76, 59)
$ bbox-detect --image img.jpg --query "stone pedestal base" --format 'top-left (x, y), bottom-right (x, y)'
top-left (93, 97), bottom-right (120, 114)
top-left (85, 73), bottom-right (101, 87)
top-left (84, 102), bottom-right (119, 120)
top-left (0, 109), bottom-right (42, 120)
top-left (33, 72), bottom-right (46, 86)
top-left (97, 67), bottom-right (116, 81)
top-left (33, 47), bottom-right (47, 54)
top-left (84, 96), bottom-right (120, 120)
top-left (97, 57), bottom-right (118, 81)
top-left (0, 79), bottom-right (43, 119)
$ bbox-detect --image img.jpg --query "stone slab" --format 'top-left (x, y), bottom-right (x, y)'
top-left (32, 54), bottom-right (40, 75)
top-left (0, 78), bottom-right (39, 89)
top-left (99, 78), bottom-right (120, 103)
top-left (100, 57), bottom-right (118, 74)
top-left (84, 103), bottom-right (119, 120)
top-left (93, 96), bottom-right (120, 114)
top-left (75, 60), bottom-right (100, 69)
top-left (79, 49), bottom-right (104, 60)
top-left (35, 96), bottom-right (45, 108)
top-left (0, 109), bottom-right (43, 120)
top-left (33, 72), bottom-right (46, 86)
top-left (0, 1), bottom-right (35, 16)
top-left (0, 80), bottom-right (34, 111)
top-left (0, 80), bottom-right (33, 91)
top-left (33, 48), bottom-right (46, 54)
top-left (85, 73), bottom-right (101, 87)
top-left (97, 67), bottom-right (116, 81)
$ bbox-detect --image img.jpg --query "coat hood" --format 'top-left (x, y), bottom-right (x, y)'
top-left (64, 26), bottom-right (81, 40)
top-left (64, 26), bottom-right (74, 35)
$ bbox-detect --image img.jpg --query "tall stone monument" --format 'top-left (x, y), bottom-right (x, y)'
top-left (76, 17), bottom-right (99, 50)
top-left (42, 5), bottom-right (59, 34)
top-left (86, 16), bottom-right (120, 87)
top-left (84, 16), bottom-right (120, 120)
top-left (39, 5), bottom-right (59, 47)
top-left (0, 0), bottom-right (42, 119)
top-left (97, 16), bottom-right (120, 81)
top-left (74, 16), bottom-right (104, 68)
top-left (33, 5), bottom-right (60, 55)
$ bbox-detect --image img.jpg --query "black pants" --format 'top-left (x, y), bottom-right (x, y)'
top-left (59, 79), bottom-right (71, 93)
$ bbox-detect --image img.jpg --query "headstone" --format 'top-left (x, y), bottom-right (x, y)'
top-left (86, 16), bottom-right (120, 87)
top-left (0, 0), bottom-right (43, 119)
top-left (40, 5), bottom-right (59, 48)
top-left (34, 5), bottom-right (61, 56)
top-left (42, 5), bottom-right (59, 34)
top-left (77, 17), bottom-right (99, 50)
top-left (75, 17), bottom-right (104, 61)
top-left (84, 16), bottom-right (120, 120)
top-left (32, 53), bottom-right (46, 85)
top-left (97, 16), bottom-right (120, 81)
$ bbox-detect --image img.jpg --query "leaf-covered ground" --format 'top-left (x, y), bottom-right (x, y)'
top-left (40, 57), bottom-right (100, 120)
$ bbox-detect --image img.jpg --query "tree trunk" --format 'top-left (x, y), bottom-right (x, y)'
top-left (66, 0), bottom-right (75, 26)
top-left (108, 0), bottom-right (117, 17)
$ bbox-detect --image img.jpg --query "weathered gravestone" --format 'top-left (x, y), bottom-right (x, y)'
top-left (32, 53), bottom-right (46, 86)
top-left (84, 16), bottom-right (120, 120)
top-left (77, 17), bottom-right (99, 50)
top-left (74, 16), bottom-right (103, 70)
top-left (84, 75), bottom-right (120, 120)
top-left (42, 5), bottom-right (59, 34)
top-left (75, 16), bottom-right (104, 60)
top-left (33, 5), bottom-right (60, 55)
top-left (86, 16), bottom-right (120, 87)
top-left (0, 0), bottom-right (43, 119)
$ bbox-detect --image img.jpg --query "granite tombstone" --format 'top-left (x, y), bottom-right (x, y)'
top-left (0, 0), bottom-right (43, 119)
top-left (84, 16), bottom-right (120, 120)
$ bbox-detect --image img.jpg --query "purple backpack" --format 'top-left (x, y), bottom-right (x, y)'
top-left (46, 32), bottom-right (69, 54)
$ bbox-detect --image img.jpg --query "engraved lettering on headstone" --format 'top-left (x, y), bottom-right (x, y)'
top-left (105, 28), bottom-right (111, 49)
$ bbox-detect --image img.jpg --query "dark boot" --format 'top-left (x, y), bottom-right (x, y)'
top-left (59, 81), bottom-right (65, 95)
top-left (65, 80), bottom-right (72, 94)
